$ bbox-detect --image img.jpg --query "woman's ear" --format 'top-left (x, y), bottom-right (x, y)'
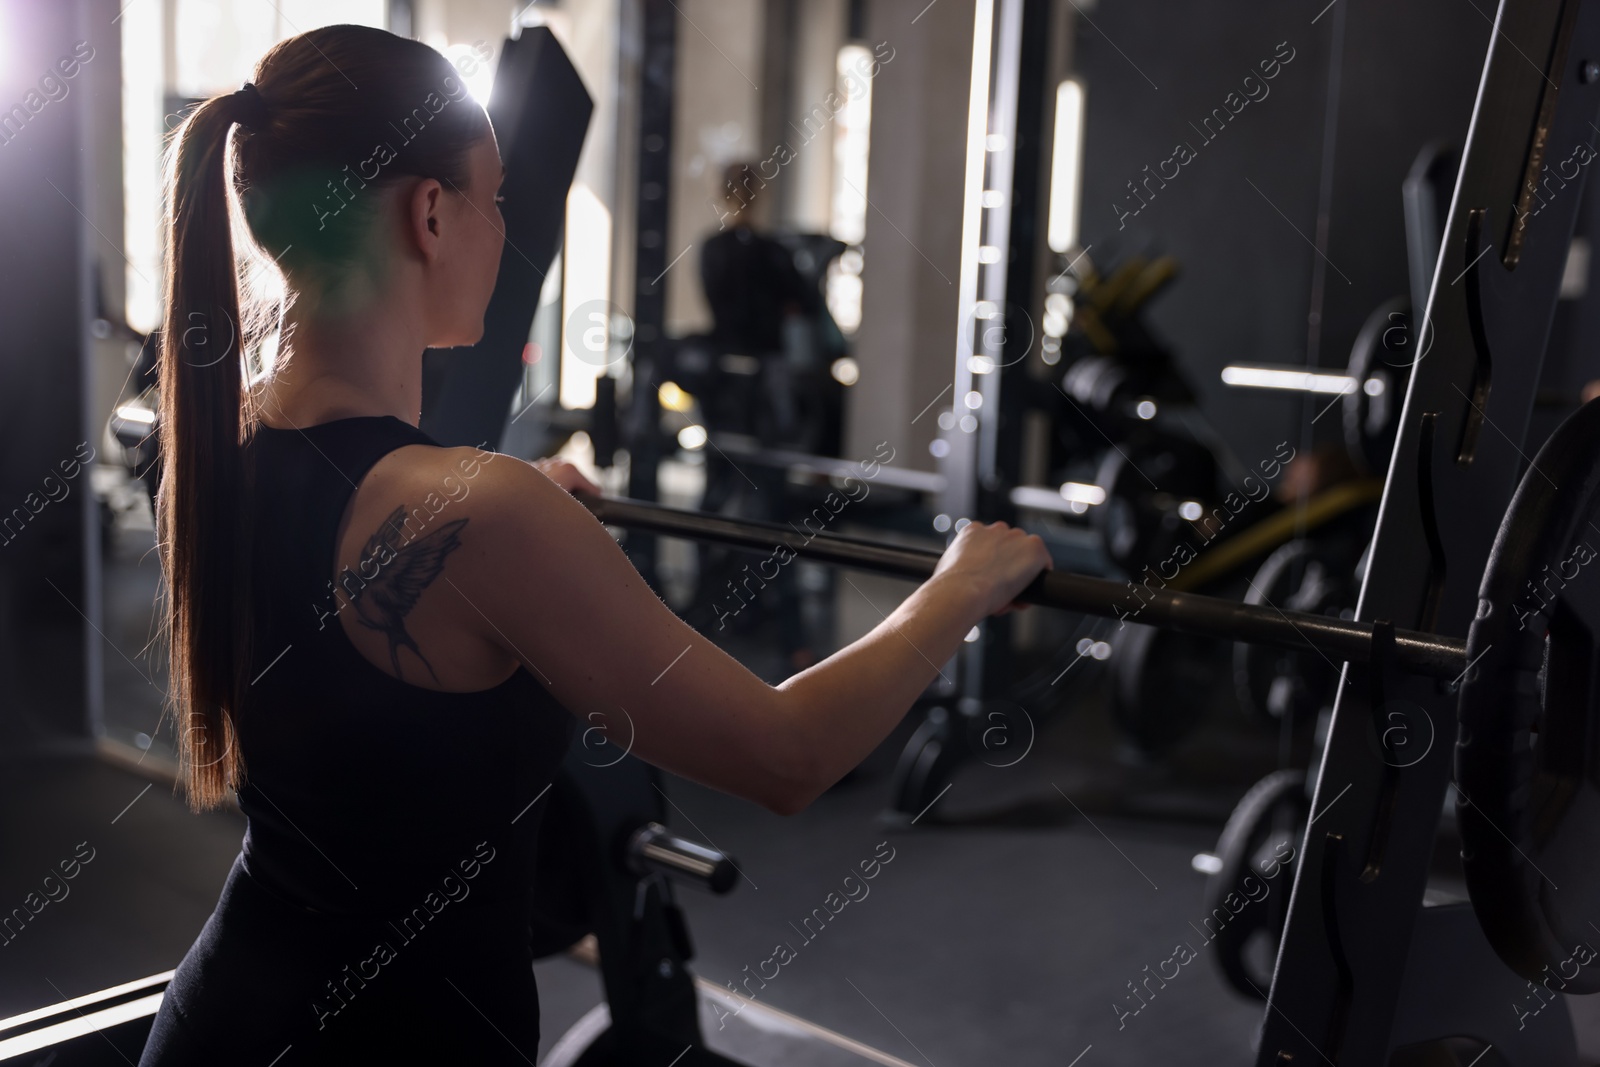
top-left (404, 177), bottom-right (447, 260)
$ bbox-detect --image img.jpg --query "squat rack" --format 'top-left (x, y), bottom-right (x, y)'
top-left (1262, 0), bottom-right (1600, 1062)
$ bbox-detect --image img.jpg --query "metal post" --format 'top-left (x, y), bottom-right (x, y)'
top-left (623, 0), bottom-right (678, 586)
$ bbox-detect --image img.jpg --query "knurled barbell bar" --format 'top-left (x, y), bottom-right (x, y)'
top-left (574, 492), bottom-right (1468, 679)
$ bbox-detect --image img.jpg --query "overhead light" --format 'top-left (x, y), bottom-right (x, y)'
top-left (677, 425), bottom-right (707, 450)
top-left (1220, 365), bottom-right (1358, 395)
top-left (1059, 481), bottom-right (1106, 506)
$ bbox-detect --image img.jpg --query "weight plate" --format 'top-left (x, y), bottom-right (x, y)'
top-left (1343, 296), bottom-right (1410, 477)
top-left (1092, 439), bottom-right (1218, 577)
top-left (1109, 622), bottom-right (1222, 753)
top-left (1061, 354), bottom-right (1128, 414)
top-left (1234, 540), bottom-right (1356, 725)
top-left (1205, 769), bottom-right (1309, 1000)
top-left (1458, 398), bottom-right (1600, 993)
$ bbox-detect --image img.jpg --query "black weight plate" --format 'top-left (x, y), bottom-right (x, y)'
top-left (1092, 441), bottom-right (1218, 577)
top-left (1205, 769), bottom-right (1308, 1000)
top-left (1109, 622), bottom-right (1220, 753)
top-left (1061, 354), bottom-right (1128, 414)
top-left (1234, 540), bottom-right (1355, 725)
top-left (1458, 398), bottom-right (1600, 993)
top-left (1343, 296), bottom-right (1410, 477)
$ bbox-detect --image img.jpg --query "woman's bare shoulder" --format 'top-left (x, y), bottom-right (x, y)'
top-left (365, 441), bottom-right (513, 502)
top-left (351, 441), bottom-right (598, 570)
top-left (328, 443), bottom-right (573, 690)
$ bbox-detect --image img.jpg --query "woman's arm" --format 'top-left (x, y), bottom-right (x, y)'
top-left (449, 455), bottom-right (1050, 815)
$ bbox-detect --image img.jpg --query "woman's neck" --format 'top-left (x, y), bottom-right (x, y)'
top-left (253, 298), bottom-right (427, 431)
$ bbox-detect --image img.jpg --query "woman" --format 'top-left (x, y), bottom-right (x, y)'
top-left (139, 24), bottom-right (1050, 1066)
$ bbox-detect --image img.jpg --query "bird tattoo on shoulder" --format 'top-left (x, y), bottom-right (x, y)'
top-left (344, 506), bottom-right (468, 684)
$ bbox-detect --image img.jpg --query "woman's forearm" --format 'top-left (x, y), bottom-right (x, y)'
top-left (773, 571), bottom-right (989, 807)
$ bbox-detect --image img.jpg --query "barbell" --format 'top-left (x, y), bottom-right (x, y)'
top-left (575, 493), bottom-right (1468, 678)
top-left (577, 396), bottom-right (1600, 992)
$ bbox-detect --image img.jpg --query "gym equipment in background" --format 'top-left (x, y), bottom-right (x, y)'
top-left (522, 735), bottom-right (748, 1065)
top-left (1198, 768), bottom-right (1310, 1000)
top-left (1259, 0), bottom-right (1600, 1061)
top-left (1456, 397), bottom-right (1600, 994)
top-left (1233, 539), bottom-right (1365, 728)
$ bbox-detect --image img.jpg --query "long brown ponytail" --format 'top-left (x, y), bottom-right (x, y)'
top-left (159, 88), bottom-right (258, 811)
top-left (159, 25), bottom-right (489, 810)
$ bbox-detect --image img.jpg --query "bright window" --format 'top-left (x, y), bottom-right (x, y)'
top-left (123, 0), bottom-right (387, 331)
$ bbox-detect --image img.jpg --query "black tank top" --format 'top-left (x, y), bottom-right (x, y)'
top-left (237, 415), bottom-right (574, 927)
